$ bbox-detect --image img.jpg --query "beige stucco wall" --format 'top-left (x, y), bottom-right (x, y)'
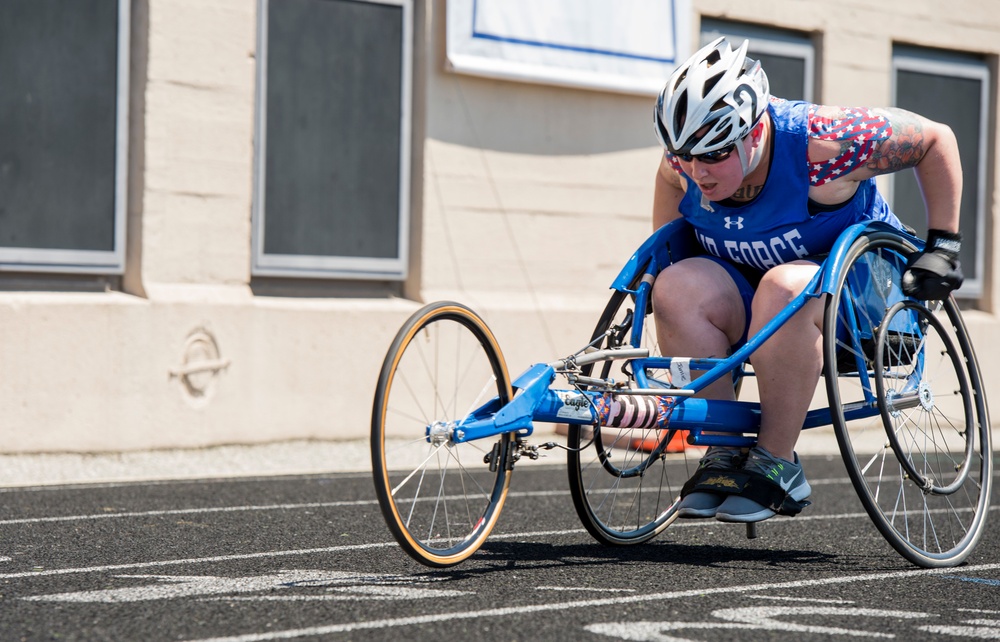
top-left (0, 0), bottom-right (997, 453)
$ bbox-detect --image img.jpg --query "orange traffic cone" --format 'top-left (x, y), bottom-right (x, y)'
top-left (630, 429), bottom-right (699, 453)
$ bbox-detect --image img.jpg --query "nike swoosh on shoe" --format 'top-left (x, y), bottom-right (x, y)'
top-left (779, 469), bottom-right (801, 492)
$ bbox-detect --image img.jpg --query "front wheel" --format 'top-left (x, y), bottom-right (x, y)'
top-left (371, 302), bottom-right (514, 567)
top-left (823, 231), bottom-right (992, 568)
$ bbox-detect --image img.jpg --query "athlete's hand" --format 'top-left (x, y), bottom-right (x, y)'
top-left (902, 229), bottom-right (964, 300)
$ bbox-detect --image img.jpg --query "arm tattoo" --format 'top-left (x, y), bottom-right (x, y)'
top-left (807, 105), bottom-right (891, 185)
top-left (866, 107), bottom-right (926, 175)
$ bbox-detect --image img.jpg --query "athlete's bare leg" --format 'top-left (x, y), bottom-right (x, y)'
top-left (651, 257), bottom-right (747, 400)
top-left (747, 261), bottom-right (825, 461)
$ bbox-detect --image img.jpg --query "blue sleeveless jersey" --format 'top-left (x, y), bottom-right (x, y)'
top-left (677, 99), bottom-right (902, 272)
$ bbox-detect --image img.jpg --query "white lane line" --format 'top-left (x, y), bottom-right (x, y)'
top-left (0, 509), bottom-right (864, 580)
top-left (0, 471), bottom-right (854, 493)
top-left (2, 502), bottom-right (986, 579)
top-left (746, 595), bottom-right (855, 604)
top-left (0, 529), bottom-right (582, 579)
top-left (0, 501), bottom-right (377, 526)
top-left (535, 586), bottom-right (636, 593)
top-left (807, 477), bottom-right (853, 485)
top-left (6, 495), bottom-right (970, 528)
top-left (0, 543), bottom-right (406, 580)
top-left (0, 472), bottom-right (376, 493)
top-left (0, 500), bottom-right (976, 581)
top-left (182, 563), bottom-right (1000, 642)
top-left (0, 490), bottom-right (572, 526)
top-left (0, 478), bottom-right (862, 526)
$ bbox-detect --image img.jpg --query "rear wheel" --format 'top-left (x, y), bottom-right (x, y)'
top-left (566, 290), bottom-right (701, 545)
top-left (823, 232), bottom-right (992, 567)
top-left (371, 302), bottom-right (514, 567)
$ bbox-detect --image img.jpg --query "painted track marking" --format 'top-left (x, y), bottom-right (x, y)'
top-left (179, 563), bottom-right (1000, 642)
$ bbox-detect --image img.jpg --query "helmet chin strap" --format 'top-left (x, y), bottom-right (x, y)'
top-left (702, 142), bottom-right (761, 211)
top-left (700, 119), bottom-right (766, 211)
top-left (736, 136), bottom-right (763, 177)
top-left (736, 119), bottom-right (766, 177)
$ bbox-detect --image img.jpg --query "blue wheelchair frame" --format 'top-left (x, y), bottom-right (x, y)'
top-left (444, 219), bottom-right (924, 450)
top-left (375, 214), bottom-right (989, 570)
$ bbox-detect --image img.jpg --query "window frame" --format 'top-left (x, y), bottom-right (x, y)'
top-left (251, 0), bottom-right (413, 281)
top-left (699, 20), bottom-right (815, 103)
top-left (0, 0), bottom-right (130, 275)
top-left (890, 49), bottom-right (989, 298)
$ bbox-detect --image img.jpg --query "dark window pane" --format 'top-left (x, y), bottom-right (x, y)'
top-left (263, 0), bottom-right (402, 260)
top-left (752, 53), bottom-right (805, 102)
top-left (700, 19), bottom-right (812, 102)
top-left (0, 0), bottom-right (119, 252)
top-left (893, 69), bottom-right (981, 280)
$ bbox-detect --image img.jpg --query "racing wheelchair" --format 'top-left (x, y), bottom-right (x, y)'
top-left (370, 219), bottom-right (992, 569)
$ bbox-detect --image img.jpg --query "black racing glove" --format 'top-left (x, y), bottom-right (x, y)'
top-left (901, 229), bottom-right (964, 300)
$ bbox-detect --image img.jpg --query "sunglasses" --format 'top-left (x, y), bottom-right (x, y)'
top-left (674, 142), bottom-right (737, 164)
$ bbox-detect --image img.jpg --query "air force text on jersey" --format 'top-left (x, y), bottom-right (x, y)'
top-left (696, 227), bottom-right (811, 271)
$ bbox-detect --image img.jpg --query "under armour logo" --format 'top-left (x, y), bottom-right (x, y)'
top-left (724, 216), bottom-right (744, 230)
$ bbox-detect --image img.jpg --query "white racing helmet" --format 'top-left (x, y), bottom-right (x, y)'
top-left (654, 37), bottom-right (770, 176)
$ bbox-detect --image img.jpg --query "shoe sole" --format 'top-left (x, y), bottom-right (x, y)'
top-left (715, 508), bottom-right (773, 523)
top-left (677, 508), bottom-right (718, 519)
top-left (714, 483), bottom-right (813, 523)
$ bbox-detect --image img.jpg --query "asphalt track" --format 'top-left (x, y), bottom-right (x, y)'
top-left (1, 450), bottom-right (999, 641)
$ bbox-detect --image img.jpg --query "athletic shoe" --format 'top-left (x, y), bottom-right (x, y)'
top-left (715, 446), bottom-right (811, 523)
top-left (676, 447), bottom-right (743, 518)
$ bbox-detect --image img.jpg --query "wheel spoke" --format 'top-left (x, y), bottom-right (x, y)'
top-left (827, 234), bottom-right (991, 567)
top-left (372, 302), bottom-right (513, 567)
top-left (568, 289), bottom-right (692, 545)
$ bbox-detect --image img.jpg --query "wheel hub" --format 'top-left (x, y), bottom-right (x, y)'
top-left (918, 381), bottom-right (934, 412)
top-left (885, 389), bottom-right (901, 418)
top-left (427, 421), bottom-right (453, 446)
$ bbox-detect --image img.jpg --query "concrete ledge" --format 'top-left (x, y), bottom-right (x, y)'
top-left (0, 440), bottom-right (373, 488)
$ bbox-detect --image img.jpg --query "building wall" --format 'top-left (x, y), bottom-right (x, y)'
top-left (0, 0), bottom-right (997, 453)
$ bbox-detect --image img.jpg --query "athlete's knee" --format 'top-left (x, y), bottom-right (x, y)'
top-left (749, 272), bottom-right (823, 345)
top-left (753, 263), bottom-right (817, 316)
top-left (653, 260), bottom-right (727, 317)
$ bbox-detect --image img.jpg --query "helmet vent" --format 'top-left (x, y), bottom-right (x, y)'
top-left (654, 37), bottom-right (771, 157)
